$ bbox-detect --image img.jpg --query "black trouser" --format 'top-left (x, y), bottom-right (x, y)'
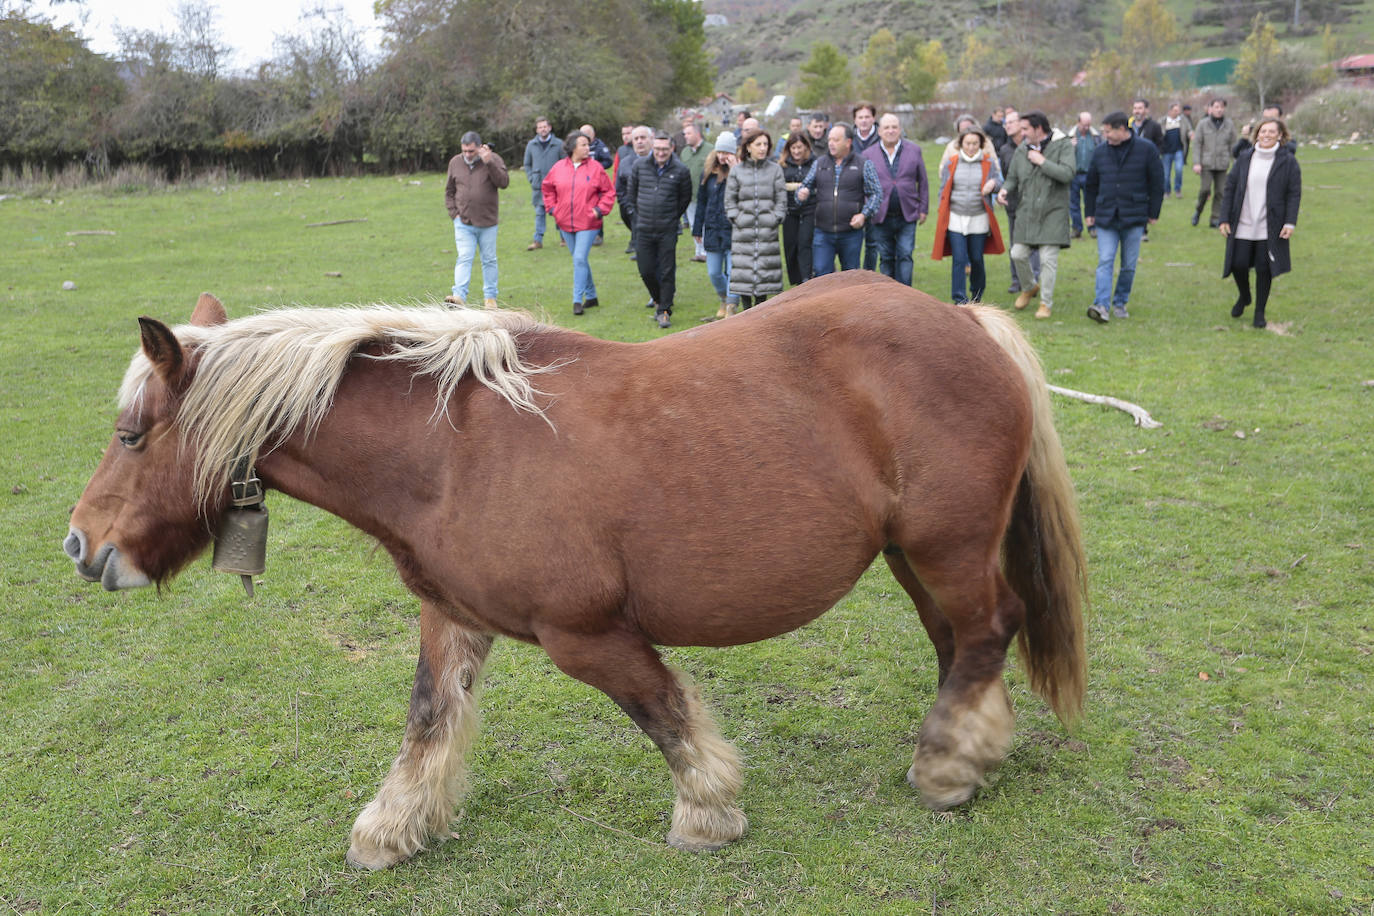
top-left (862, 221), bottom-right (878, 271)
top-left (782, 209), bottom-right (815, 286)
top-left (1230, 237), bottom-right (1273, 322)
top-left (636, 229), bottom-right (679, 313)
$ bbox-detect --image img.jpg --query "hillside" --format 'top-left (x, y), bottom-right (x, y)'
top-left (702, 0), bottom-right (1004, 98)
top-left (702, 0), bottom-right (1374, 108)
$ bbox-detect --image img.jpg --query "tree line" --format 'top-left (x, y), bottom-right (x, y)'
top-left (0, 0), bottom-right (712, 177)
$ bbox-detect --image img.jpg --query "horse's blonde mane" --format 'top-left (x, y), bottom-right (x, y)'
top-left (118, 305), bottom-right (552, 507)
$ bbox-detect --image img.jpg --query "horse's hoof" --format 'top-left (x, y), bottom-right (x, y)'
top-left (668, 802), bottom-right (747, 852)
top-left (908, 762), bottom-right (978, 811)
top-left (346, 842), bottom-right (410, 871)
top-left (667, 830), bottom-right (732, 853)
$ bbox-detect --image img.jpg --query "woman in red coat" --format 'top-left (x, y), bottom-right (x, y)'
top-left (542, 132), bottom-right (617, 315)
top-left (930, 129), bottom-right (1005, 304)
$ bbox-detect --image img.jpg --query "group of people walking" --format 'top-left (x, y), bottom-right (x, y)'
top-left (444, 99), bottom-right (1301, 333)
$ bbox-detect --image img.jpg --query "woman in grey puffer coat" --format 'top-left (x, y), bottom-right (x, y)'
top-left (725, 129), bottom-right (787, 310)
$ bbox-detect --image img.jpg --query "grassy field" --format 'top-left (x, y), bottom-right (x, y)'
top-left (2, 150), bottom-right (1372, 914)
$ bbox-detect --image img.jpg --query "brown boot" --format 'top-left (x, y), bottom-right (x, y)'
top-left (1014, 284), bottom-right (1040, 311)
top-left (1034, 302), bottom-right (1051, 319)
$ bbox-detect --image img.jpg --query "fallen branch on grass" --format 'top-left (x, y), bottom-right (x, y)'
top-left (305, 218), bottom-right (368, 227)
top-left (66, 230), bottom-right (116, 236)
top-left (1048, 385), bottom-right (1162, 428)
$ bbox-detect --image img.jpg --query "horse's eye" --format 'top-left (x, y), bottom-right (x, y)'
top-left (117, 430), bottom-right (144, 449)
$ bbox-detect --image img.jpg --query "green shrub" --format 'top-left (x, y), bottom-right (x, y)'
top-left (1290, 86), bottom-right (1374, 140)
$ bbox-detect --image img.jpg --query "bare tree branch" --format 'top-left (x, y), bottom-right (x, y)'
top-left (1048, 385), bottom-right (1163, 428)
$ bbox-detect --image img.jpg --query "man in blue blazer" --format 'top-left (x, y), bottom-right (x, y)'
top-left (1084, 110), bottom-right (1165, 323)
top-left (861, 113), bottom-right (929, 286)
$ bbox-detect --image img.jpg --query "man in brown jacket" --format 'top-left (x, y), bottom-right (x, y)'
top-left (444, 131), bottom-right (509, 307)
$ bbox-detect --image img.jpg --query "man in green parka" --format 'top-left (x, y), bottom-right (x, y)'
top-left (997, 110), bottom-right (1075, 319)
top-left (677, 118), bottom-right (710, 260)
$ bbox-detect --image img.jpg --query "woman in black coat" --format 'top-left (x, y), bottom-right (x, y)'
top-left (779, 133), bottom-right (817, 287)
top-left (693, 135), bottom-right (740, 319)
top-left (1219, 118), bottom-right (1301, 329)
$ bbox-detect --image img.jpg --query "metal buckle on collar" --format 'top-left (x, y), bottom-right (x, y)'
top-left (230, 475), bottom-right (264, 507)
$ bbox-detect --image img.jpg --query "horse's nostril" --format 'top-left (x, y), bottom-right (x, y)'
top-left (63, 530), bottom-right (84, 561)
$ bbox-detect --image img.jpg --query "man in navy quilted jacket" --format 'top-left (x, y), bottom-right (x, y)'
top-left (1084, 111), bottom-right (1165, 324)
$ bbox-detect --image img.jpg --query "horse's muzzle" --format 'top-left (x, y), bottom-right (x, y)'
top-left (64, 527), bottom-right (152, 590)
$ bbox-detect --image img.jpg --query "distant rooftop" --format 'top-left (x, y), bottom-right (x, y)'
top-left (1155, 57), bottom-right (1232, 67)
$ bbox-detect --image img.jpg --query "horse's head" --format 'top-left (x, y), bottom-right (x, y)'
top-left (64, 293), bottom-right (229, 590)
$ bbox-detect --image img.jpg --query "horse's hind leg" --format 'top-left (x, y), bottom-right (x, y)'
top-left (884, 553), bottom-right (955, 685)
top-left (902, 556), bottom-right (1025, 811)
top-left (347, 601), bottom-right (494, 870)
top-left (538, 625), bottom-right (747, 852)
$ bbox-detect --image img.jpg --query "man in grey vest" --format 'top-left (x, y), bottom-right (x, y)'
top-left (795, 123), bottom-right (882, 276)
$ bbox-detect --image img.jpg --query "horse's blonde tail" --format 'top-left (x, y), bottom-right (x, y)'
top-left (968, 306), bottom-right (1087, 727)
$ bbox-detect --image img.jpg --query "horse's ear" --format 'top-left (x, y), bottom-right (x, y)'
top-left (138, 317), bottom-right (186, 391)
top-left (191, 292), bottom-right (227, 327)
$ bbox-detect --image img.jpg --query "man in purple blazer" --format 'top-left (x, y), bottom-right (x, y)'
top-left (861, 113), bottom-right (929, 286)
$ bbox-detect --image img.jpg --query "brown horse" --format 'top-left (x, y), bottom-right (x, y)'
top-left (65, 273), bottom-right (1086, 869)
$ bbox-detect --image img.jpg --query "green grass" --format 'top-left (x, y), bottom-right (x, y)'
top-left (2, 153), bottom-right (1372, 914)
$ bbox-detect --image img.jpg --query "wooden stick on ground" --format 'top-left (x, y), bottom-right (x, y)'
top-left (305, 218), bottom-right (368, 227)
top-left (1048, 384), bottom-right (1163, 428)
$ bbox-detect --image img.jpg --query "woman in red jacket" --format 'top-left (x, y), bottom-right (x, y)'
top-left (542, 132), bottom-right (617, 315)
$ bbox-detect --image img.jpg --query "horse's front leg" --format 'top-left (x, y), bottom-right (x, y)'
top-left (346, 601), bottom-right (494, 870)
top-left (538, 625), bottom-right (748, 852)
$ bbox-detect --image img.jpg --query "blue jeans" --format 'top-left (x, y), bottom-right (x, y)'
top-left (1094, 224), bottom-right (1145, 308)
top-left (453, 220), bottom-right (499, 300)
top-left (870, 216), bottom-right (916, 286)
top-left (705, 249), bottom-right (739, 304)
top-left (812, 227), bottom-right (864, 276)
top-left (1069, 173), bottom-right (1088, 233)
top-left (947, 232), bottom-right (988, 303)
top-left (559, 228), bottom-right (599, 304)
top-left (1163, 151), bottom-right (1185, 194)
top-left (531, 189), bottom-right (547, 242)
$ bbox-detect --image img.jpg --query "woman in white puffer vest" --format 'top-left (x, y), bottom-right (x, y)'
top-left (725, 129), bottom-right (787, 312)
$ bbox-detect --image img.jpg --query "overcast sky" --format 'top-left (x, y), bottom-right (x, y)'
top-left (38, 0), bottom-right (384, 71)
